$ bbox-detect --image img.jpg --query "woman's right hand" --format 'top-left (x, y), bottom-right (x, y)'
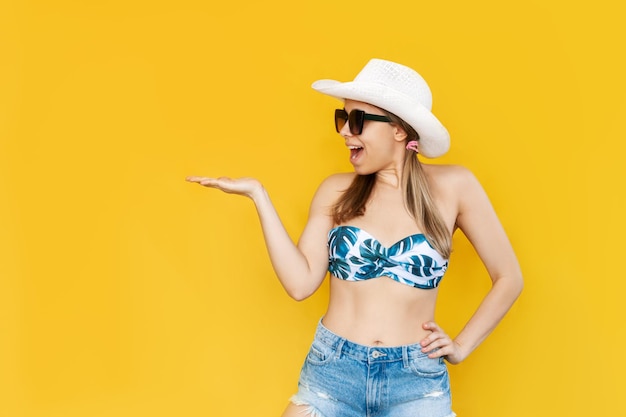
top-left (186, 176), bottom-right (264, 200)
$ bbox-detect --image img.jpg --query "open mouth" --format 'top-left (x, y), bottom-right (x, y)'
top-left (348, 145), bottom-right (363, 160)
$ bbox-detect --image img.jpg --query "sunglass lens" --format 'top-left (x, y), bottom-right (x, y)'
top-left (348, 110), bottom-right (364, 135)
top-left (334, 109), bottom-right (348, 133)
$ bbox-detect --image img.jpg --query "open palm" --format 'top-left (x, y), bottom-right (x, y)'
top-left (186, 176), bottom-right (263, 198)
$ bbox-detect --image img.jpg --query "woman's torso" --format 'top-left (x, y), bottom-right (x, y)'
top-left (321, 165), bottom-right (459, 347)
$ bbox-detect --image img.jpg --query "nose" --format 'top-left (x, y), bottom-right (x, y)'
top-left (339, 119), bottom-right (353, 138)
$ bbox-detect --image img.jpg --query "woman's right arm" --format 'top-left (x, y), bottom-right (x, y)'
top-left (186, 175), bottom-right (344, 300)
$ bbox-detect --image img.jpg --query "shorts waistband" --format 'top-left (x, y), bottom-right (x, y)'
top-left (314, 319), bottom-right (429, 364)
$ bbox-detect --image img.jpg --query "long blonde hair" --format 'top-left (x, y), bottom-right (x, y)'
top-left (331, 110), bottom-right (452, 258)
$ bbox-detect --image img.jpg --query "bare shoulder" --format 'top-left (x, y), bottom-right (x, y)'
top-left (316, 172), bottom-right (355, 198)
top-left (309, 172), bottom-right (355, 213)
top-left (421, 164), bottom-right (488, 226)
top-left (422, 163), bottom-right (480, 192)
top-left (319, 172), bottom-right (355, 189)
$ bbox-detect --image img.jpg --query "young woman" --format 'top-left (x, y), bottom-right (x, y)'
top-left (187, 58), bottom-right (523, 417)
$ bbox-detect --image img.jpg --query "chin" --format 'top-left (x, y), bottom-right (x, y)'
top-left (352, 166), bottom-right (376, 176)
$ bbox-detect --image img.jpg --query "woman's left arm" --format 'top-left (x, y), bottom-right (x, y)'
top-left (421, 167), bottom-right (523, 364)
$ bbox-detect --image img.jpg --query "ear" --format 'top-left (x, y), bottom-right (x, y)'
top-left (392, 125), bottom-right (408, 142)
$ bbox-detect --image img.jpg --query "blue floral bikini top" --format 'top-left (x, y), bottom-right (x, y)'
top-left (327, 225), bottom-right (449, 289)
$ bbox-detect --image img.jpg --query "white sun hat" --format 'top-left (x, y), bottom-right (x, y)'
top-left (312, 58), bottom-right (450, 158)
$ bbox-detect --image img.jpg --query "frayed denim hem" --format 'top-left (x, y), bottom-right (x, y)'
top-left (290, 395), bottom-right (455, 417)
top-left (289, 394), bottom-right (326, 417)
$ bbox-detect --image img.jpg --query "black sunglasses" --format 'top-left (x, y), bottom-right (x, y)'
top-left (334, 109), bottom-right (391, 135)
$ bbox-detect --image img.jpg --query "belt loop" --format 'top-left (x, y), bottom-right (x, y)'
top-left (402, 346), bottom-right (409, 368)
top-left (334, 338), bottom-right (346, 359)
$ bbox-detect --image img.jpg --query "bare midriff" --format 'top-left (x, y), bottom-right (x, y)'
top-left (322, 276), bottom-right (439, 347)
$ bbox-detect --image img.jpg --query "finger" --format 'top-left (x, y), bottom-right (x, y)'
top-left (421, 323), bottom-right (444, 343)
top-left (186, 177), bottom-right (225, 190)
top-left (420, 336), bottom-right (443, 351)
top-left (422, 321), bottom-right (441, 332)
top-left (422, 337), bottom-right (455, 359)
top-left (421, 335), bottom-right (445, 352)
top-left (427, 345), bottom-right (451, 359)
top-left (186, 176), bottom-right (215, 183)
top-left (422, 336), bottom-right (451, 353)
top-left (420, 322), bottom-right (442, 345)
top-left (200, 178), bottom-right (218, 186)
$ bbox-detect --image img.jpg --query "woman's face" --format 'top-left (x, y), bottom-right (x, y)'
top-left (339, 99), bottom-right (407, 175)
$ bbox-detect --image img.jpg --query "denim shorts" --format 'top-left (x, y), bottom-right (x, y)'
top-left (290, 320), bottom-right (456, 417)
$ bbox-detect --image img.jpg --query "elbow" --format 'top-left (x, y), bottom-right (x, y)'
top-left (284, 280), bottom-right (321, 302)
top-left (508, 272), bottom-right (524, 300)
top-left (286, 288), bottom-right (315, 302)
top-left (280, 272), bottom-right (325, 301)
top-left (494, 271), bottom-right (524, 300)
top-left (515, 269), bottom-right (524, 294)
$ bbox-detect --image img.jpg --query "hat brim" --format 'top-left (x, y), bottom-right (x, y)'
top-left (312, 79), bottom-right (450, 158)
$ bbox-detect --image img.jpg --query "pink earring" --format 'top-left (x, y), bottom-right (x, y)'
top-left (406, 141), bottom-right (419, 153)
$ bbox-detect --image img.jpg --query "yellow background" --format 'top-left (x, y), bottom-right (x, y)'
top-left (1, 0), bottom-right (624, 416)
